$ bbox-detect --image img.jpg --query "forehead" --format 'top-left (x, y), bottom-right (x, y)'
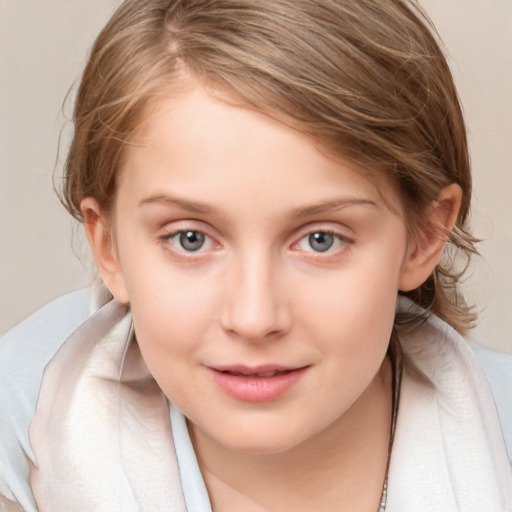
top-left (119, 84), bottom-right (403, 219)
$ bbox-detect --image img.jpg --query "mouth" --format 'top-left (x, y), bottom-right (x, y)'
top-left (218, 368), bottom-right (298, 378)
top-left (207, 365), bottom-right (309, 402)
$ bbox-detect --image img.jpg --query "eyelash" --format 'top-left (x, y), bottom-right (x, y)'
top-left (292, 230), bottom-right (353, 260)
top-left (158, 227), bottom-right (353, 261)
top-left (159, 228), bottom-right (218, 260)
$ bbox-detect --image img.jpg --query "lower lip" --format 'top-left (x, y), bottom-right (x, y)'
top-left (208, 367), bottom-right (308, 402)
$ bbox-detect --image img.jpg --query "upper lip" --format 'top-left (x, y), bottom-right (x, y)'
top-left (208, 364), bottom-right (308, 375)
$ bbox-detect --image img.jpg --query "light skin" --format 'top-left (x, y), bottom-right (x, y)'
top-left (82, 82), bottom-right (461, 512)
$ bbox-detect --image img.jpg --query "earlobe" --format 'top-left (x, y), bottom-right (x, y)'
top-left (81, 198), bottom-right (130, 303)
top-left (399, 183), bottom-right (462, 292)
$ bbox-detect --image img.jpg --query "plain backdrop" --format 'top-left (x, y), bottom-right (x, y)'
top-left (1, 1), bottom-right (511, 352)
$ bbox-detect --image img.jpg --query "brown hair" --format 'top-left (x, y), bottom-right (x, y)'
top-left (60, 0), bottom-right (477, 334)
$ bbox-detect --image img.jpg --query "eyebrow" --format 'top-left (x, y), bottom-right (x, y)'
top-left (290, 198), bottom-right (379, 217)
top-left (139, 194), bottom-right (378, 217)
top-left (139, 194), bottom-right (220, 215)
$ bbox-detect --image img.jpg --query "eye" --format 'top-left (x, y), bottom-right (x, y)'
top-left (165, 230), bottom-right (213, 252)
top-left (296, 231), bottom-right (348, 253)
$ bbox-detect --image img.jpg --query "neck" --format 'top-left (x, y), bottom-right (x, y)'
top-left (190, 357), bottom-right (393, 512)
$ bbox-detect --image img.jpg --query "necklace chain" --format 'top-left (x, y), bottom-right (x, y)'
top-left (378, 335), bottom-right (403, 512)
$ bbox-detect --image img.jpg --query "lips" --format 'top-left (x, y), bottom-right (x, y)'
top-left (219, 367), bottom-right (294, 378)
top-left (207, 365), bottom-right (308, 402)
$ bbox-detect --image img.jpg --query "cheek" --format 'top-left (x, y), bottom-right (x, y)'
top-left (298, 243), bottom-right (403, 376)
top-left (125, 262), bottom-right (223, 371)
top-left (308, 281), bottom-right (396, 412)
top-left (303, 249), bottom-right (402, 329)
top-left (127, 286), bottom-right (209, 405)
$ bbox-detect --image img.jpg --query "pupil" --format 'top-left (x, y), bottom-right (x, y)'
top-left (180, 231), bottom-right (205, 251)
top-left (309, 232), bottom-right (334, 252)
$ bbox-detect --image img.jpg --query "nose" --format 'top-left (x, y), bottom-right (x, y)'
top-left (220, 251), bottom-right (291, 343)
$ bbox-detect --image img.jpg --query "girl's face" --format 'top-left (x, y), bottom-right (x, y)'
top-left (99, 85), bottom-right (413, 454)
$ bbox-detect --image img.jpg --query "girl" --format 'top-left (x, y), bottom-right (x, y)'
top-left (1, 1), bottom-right (511, 510)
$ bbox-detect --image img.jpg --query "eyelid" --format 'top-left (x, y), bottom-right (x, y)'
top-left (165, 229), bottom-right (212, 249)
top-left (291, 222), bottom-right (354, 244)
top-left (159, 218), bottom-right (217, 240)
top-left (295, 231), bottom-right (348, 250)
top-left (289, 225), bottom-right (354, 259)
top-left (158, 222), bottom-right (221, 259)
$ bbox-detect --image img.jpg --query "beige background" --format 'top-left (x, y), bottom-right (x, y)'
top-left (1, 1), bottom-right (511, 352)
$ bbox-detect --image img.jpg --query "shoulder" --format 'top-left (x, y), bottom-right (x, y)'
top-left (0, 287), bottom-right (104, 510)
top-left (397, 297), bottom-right (512, 468)
top-left (0, 287), bottom-right (100, 407)
top-left (471, 344), bottom-right (512, 465)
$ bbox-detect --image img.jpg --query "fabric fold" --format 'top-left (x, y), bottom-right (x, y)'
top-left (387, 306), bottom-right (512, 511)
top-left (29, 299), bottom-right (187, 512)
top-left (26, 296), bottom-right (512, 511)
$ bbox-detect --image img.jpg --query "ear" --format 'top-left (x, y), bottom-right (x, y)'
top-left (399, 183), bottom-right (462, 292)
top-left (81, 198), bottom-right (130, 303)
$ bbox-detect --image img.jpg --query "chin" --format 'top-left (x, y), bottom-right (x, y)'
top-left (204, 419), bottom-right (317, 456)
top-left (223, 437), bottom-right (301, 456)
